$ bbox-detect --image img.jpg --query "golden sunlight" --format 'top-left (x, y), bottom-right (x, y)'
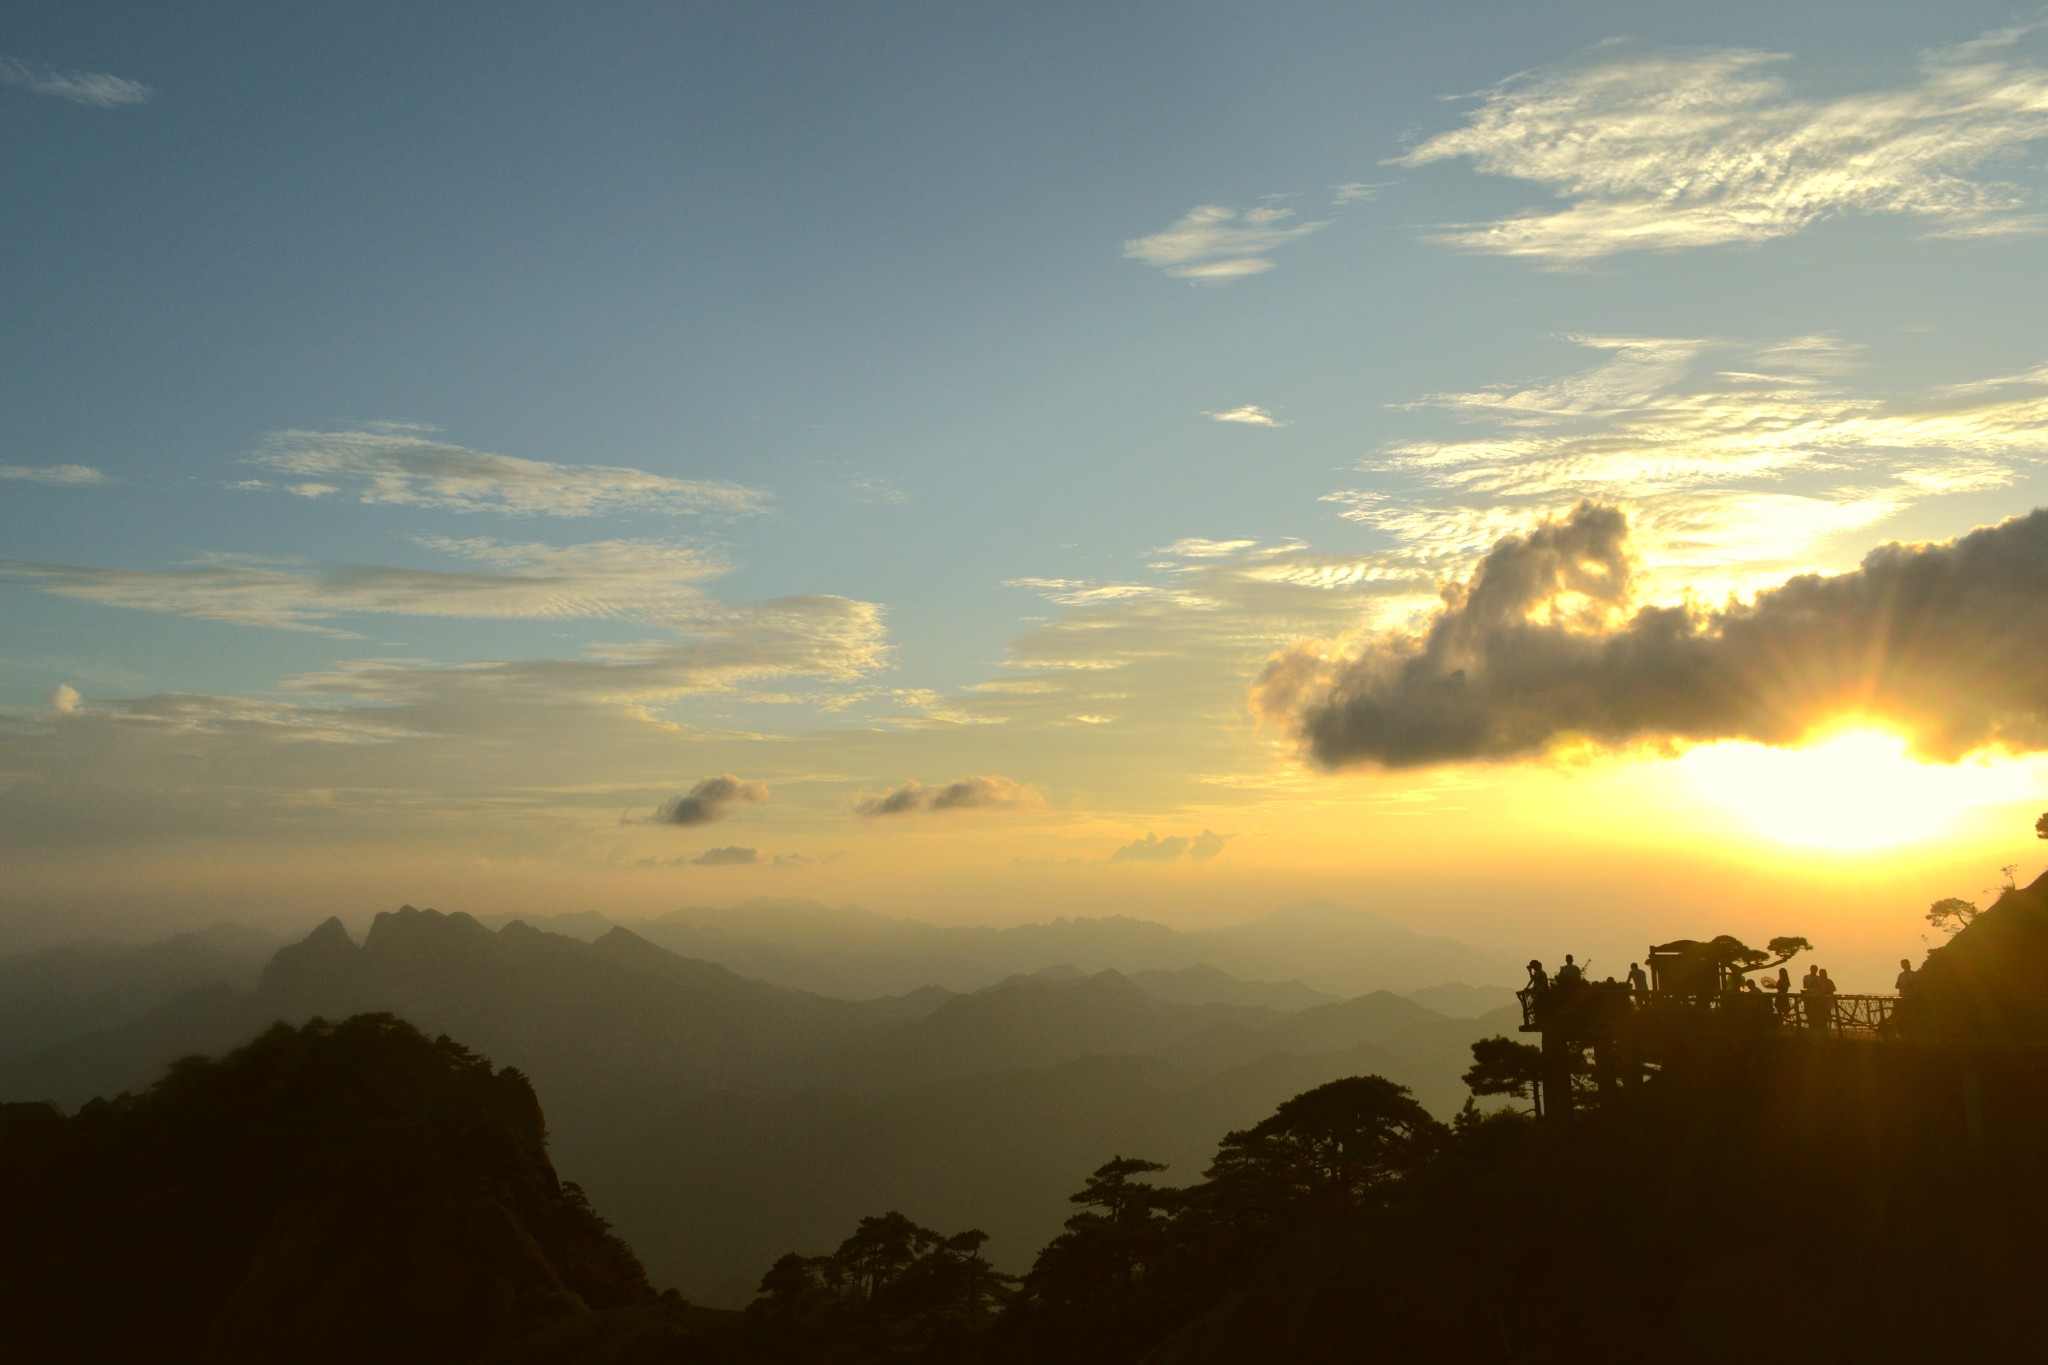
top-left (1679, 729), bottom-right (2039, 851)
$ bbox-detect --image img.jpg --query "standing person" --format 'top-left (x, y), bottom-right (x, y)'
top-left (1801, 964), bottom-right (1822, 1029)
top-left (1556, 954), bottom-right (1583, 987)
top-left (1773, 966), bottom-right (1791, 1020)
top-left (1627, 961), bottom-right (1649, 995)
top-left (1895, 958), bottom-right (1918, 994)
top-left (1816, 968), bottom-right (1838, 1033)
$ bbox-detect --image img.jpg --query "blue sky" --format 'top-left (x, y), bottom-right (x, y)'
top-left (6, 3), bottom-right (2048, 969)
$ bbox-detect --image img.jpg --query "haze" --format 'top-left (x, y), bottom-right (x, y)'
top-left (6, 2), bottom-right (2048, 991)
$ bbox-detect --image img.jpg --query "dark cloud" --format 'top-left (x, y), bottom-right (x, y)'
top-left (1255, 503), bottom-right (2048, 769)
top-left (853, 774), bottom-right (1036, 817)
top-left (647, 774), bottom-right (768, 826)
top-left (1110, 829), bottom-right (1231, 863)
top-left (692, 845), bottom-right (759, 866)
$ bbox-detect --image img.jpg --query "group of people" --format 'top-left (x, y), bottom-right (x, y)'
top-left (1523, 952), bottom-right (1903, 1032)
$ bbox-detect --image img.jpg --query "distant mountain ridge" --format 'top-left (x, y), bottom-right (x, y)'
top-left (482, 896), bottom-right (1519, 999)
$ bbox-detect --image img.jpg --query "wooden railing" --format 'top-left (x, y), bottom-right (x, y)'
top-left (1519, 985), bottom-right (1899, 1038)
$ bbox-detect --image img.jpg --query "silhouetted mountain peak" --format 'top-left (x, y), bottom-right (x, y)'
top-left (259, 915), bottom-right (362, 992)
top-left (362, 905), bottom-right (493, 962)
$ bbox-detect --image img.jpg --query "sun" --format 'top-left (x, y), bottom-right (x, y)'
top-left (1679, 728), bottom-right (2037, 851)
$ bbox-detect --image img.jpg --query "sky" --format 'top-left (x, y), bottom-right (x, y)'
top-left (5, 2), bottom-right (2048, 983)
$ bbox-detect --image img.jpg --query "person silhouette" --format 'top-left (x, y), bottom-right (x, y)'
top-left (1773, 966), bottom-right (1791, 1020)
top-left (1895, 958), bottom-right (1918, 994)
top-left (1556, 954), bottom-right (1583, 987)
top-left (1627, 961), bottom-right (1648, 994)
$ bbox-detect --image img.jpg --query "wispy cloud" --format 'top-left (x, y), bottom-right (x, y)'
top-left (853, 774), bottom-right (1039, 817)
top-left (0, 57), bottom-right (152, 108)
top-left (0, 537), bottom-right (730, 633)
top-left (1124, 203), bottom-right (1329, 282)
top-left (1327, 335), bottom-right (2048, 594)
top-left (1204, 405), bottom-right (1286, 427)
top-left (1397, 31), bottom-right (2048, 262)
top-left (244, 426), bottom-right (768, 518)
top-left (1110, 829), bottom-right (1229, 863)
top-left (0, 464), bottom-right (110, 485)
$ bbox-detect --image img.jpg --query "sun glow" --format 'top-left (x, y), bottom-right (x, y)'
top-left (1680, 729), bottom-right (2038, 851)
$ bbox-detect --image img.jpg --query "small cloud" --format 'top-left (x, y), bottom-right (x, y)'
top-left (1157, 538), bottom-right (1259, 559)
top-left (48, 683), bottom-right (82, 714)
top-left (773, 851), bottom-right (844, 869)
top-left (0, 57), bottom-right (152, 108)
top-left (0, 464), bottom-right (111, 485)
top-left (1204, 405), bottom-right (1286, 428)
top-left (645, 774), bottom-right (769, 826)
top-left (854, 774), bottom-right (1039, 817)
top-left (1110, 829), bottom-right (1231, 863)
top-left (1123, 203), bottom-right (1329, 283)
top-left (851, 476), bottom-right (910, 506)
top-left (692, 845), bottom-right (760, 866)
top-left (1331, 181), bottom-right (1387, 204)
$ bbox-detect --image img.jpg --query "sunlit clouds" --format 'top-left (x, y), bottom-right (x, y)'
top-left (1682, 729), bottom-right (2043, 850)
top-left (242, 426), bottom-right (768, 518)
top-left (1326, 334), bottom-right (2048, 595)
top-left (1256, 504), bottom-right (2048, 770)
top-left (1397, 30), bottom-right (2048, 262)
top-left (1123, 203), bottom-right (1329, 281)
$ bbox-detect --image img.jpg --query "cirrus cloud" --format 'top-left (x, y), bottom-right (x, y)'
top-left (0, 57), bottom-right (152, 108)
top-left (244, 425), bottom-right (767, 518)
top-left (1397, 30), bottom-right (2048, 262)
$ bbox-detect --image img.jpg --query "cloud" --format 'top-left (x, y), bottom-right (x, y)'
top-left (691, 845), bottom-right (759, 866)
top-left (0, 464), bottom-right (110, 485)
top-left (1205, 406), bottom-right (1286, 428)
top-left (853, 774), bottom-right (1039, 817)
top-left (1110, 829), bottom-right (1230, 863)
top-left (288, 594), bottom-right (888, 710)
top-left (0, 538), bottom-right (730, 633)
top-left (646, 774), bottom-right (769, 826)
top-left (47, 684), bottom-right (81, 715)
top-left (0, 57), bottom-right (152, 108)
top-left (1123, 203), bottom-right (1329, 281)
top-left (1396, 33), bottom-right (2048, 261)
top-left (1254, 503), bottom-right (2048, 770)
top-left (1327, 334), bottom-right (2048, 595)
top-left (244, 426), bottom-right (767, 518)
top-left (1331, 181), bottom-right (1386, 205)
top-left (773, 851), bottom-right (843, 869)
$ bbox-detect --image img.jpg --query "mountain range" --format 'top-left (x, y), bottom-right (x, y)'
top-left (0, 904), bottom-right (1519, 1302)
